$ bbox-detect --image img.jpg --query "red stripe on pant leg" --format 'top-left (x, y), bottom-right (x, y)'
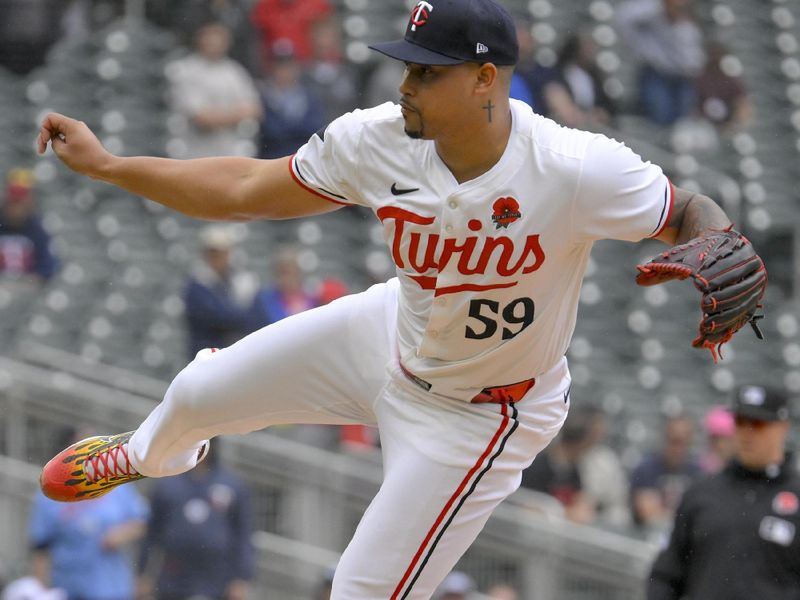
top-left (390, 404), bottom-right (510, 600)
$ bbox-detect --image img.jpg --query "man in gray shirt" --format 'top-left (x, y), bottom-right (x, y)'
top-left (615, 0), bottom-right (706, 125)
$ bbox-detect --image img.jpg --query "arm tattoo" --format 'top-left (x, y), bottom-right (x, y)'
top-left (675, 192), bottom-right (732, 244)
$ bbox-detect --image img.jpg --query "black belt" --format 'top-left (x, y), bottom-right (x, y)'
top-left (399, 362), bottom-right (535, 404)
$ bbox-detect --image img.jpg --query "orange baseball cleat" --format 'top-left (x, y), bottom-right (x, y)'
top-left (40, 431), bottom-right (144, 502)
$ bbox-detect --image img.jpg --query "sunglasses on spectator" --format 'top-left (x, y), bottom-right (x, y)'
top-left (734, 415), bottom-right (771, 430)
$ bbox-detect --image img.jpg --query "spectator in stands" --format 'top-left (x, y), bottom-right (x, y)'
top-left (547, 31), bottom-right (616, 129)
top-left (508, 70), bottom-right (535, 109)
top-left (433, 571), bottom-right (476, 600)
top-left (0, 575), bottom-right (65, 600)
top-left (1, 558), bottom-right (66, 600)
top-left (258, 39), bottom-right (326, 159)
top-left (521, 411), bottom-right (596, 524)
top-left (166, 20), bottom-right (262, 159)
top-left (146, 0), bottom-right (261, 75)
top-left (615, 0), bottom-right (706, 126)
top-left (305, 17), bottom-right (360, 123)
top-left (512, 15), bottom-right (559, 117)
top-left (251, 0), bottom-right (332, 65)
top-left (184, 224), bottom-right (258, 358)
top-left (512, 17), bottom-right (605, 127)
top-left (630, 414), bottom-right (701, 534)
top-left (316, 276), bottom-right (348, 307)
top-left (0, 0), bottom-right (65, 74)
top-left (485, 583), bottom-right (518, 600)
top-left (249, 244), bottom-right (316, 328)
top-left (250, 250), bottom-right (357, 450)
top-left (28, 427), bottom-right (148, 600)
top-left (0, 168), bottom-right (57, 282)
top-left (695, 39), bottom-right (753, 132)
top-left (698, 405), bottom-right (735, 474)
top-left (58, 0), bottom-right (126, 39)
top-left (576, 404), bottom-right (632, 528)
top-left (138, 446), bottom-right (255, 600)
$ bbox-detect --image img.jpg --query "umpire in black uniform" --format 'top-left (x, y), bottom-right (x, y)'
top-left (647, 384), bottom-right (800, 600)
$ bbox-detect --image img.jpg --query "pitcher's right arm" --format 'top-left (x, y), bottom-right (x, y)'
top-left (37, 112), bottom-right (341, 221)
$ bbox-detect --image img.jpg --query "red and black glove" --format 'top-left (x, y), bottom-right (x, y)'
top-left (636, 228), bottom-right (767, 362)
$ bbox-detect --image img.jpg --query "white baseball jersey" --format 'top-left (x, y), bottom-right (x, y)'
top-left (292, 100), bottom-right (672, 400)
top-left (291, 99), bottom-right (673, 402)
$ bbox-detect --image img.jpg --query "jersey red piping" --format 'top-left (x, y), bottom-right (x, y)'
top-left (288, 154), bottom-right (351, 206)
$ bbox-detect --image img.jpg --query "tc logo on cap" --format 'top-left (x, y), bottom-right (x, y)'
top-left (741, 385), bottom-right (766, 406)
top-left (410, 1), bottom-right (433, 31)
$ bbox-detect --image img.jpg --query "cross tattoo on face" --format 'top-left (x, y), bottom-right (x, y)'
top-left (483, 100), bottom-right (495, 123)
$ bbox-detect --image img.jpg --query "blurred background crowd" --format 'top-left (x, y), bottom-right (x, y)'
top-left (0, 0), bottom-right (798, 598)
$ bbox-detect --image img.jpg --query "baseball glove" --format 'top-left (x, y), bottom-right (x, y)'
top-left (635, 228), bottom-right (767, 362)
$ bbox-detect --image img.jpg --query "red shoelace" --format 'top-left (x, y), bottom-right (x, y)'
top-left (84, 443), bottom-right (138, 483)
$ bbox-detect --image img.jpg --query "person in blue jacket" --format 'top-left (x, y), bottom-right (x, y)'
top-left (28, 427), bottom-right (148, 600)
top-left (138, 447), bottom-right (255, 600)
top-left (183, 225), bottom-right (258, 358)
top-left (0, 168), bottom-right (57, 281)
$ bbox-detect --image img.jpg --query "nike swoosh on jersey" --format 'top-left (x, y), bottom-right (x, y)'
top-left (391, 183), bottom-right (420, 196)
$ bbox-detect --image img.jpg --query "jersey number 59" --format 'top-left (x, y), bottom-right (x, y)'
top-left (465, 297), bottom-right (535, 340)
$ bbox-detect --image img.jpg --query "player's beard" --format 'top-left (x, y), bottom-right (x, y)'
top-left (403, 114), bottom-right (424, 138)
top-left (400, 102), bottom-right (424, 139)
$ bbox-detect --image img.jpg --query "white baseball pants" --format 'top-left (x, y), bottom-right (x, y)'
top-left (128, 278), bottom-right (570, 599)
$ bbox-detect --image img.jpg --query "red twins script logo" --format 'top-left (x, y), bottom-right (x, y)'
top-left (410, 1), bottom-right (433, 32)
top-left (492, 197), bottom-right (522, 229)
top-left (377, 206), bottom-right (545, 296)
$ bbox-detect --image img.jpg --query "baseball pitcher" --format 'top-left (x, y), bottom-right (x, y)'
top-left (38, 1), bottom-right (766, 598)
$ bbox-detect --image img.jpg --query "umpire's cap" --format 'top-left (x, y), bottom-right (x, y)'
top-left (369, 0), bottom-right (518, 66)
top-left (731, 385), bottom-right (791, 422)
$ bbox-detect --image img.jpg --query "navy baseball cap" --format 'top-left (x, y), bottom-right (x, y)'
top-left (369, 0), bottom-right (518, 66)
top-left (731, 385), bottom-right (791, 422)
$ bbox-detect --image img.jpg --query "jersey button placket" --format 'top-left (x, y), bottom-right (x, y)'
top-left (422, 196), bottom-right (461, 350)
top-left (437, 193), bottom-right (468, 296)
